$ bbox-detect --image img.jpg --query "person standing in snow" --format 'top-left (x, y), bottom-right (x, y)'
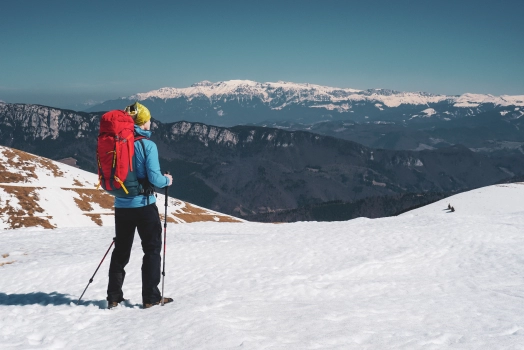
top-left (106, 102), bottom-right (173, 309)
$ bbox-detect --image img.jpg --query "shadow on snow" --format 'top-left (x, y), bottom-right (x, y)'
top-left (0, 292), bottom-right (139, 309)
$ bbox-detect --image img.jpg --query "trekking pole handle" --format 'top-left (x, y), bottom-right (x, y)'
top-left (163, 171), bottom-right (170, 205)
top-left (164, 171), bottom-right (171, 188)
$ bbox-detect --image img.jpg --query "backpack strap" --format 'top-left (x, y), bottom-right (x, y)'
top-left (134, 137), bottom-right (155, 204)
top-left (137, 138), bottom-right (147, 158)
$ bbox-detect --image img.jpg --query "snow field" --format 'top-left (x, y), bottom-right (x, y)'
top-left (2, 184), bottom-right (524, 349)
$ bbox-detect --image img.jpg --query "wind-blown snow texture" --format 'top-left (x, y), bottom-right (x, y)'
top-left (2, 183), bottom-right (524, 349)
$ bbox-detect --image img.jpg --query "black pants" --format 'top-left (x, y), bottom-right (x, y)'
top-left (107, 203), bottom-right (162, 304)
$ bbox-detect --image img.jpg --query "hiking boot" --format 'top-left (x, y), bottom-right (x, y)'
top-left (108, 301), bottom-right (120, 309)
top-left (143, 297), bottom-right (173, 309)
top-left (107, 297), bottom-right (125, 309)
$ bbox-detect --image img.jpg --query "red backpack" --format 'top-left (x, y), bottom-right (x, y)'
top-left (96, 110), bottom-right (145, 197)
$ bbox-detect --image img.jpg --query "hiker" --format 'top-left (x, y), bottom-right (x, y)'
top-left (106, 102), bottom-right (173, 309)
top-left (451, 206), bottom-right (455, 212)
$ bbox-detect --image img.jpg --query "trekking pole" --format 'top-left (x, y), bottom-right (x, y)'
top-left (77, 237), bottom-right (115, 304)
top-left (161, 171), bottom-right (170, 306)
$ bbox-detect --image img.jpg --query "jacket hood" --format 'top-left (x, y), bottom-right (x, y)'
top-left (134, 125), bottom-right (152, 138)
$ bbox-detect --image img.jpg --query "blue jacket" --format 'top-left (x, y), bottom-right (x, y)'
top-left (114, 126), bottom-right (170, 208)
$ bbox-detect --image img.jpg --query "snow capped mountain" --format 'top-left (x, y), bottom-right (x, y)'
top-left (128, 80), bottom-right (446, 108)
top-left (0, 146), bottom-right (242, 230)
top-left (130, 80), bottom-right (362, 104)
top-left (454, 93), bottom-right (524, 108)
top-left (86, 80), bottom-right (524, 126)
top-left (2, 182), bottom-right (524, 348)
top-left (128, 80), bottom-right (524, 109)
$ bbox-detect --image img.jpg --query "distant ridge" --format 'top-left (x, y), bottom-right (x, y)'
top-left (87, 80), bottom-right (524, 126)
top-left (127, 80), bottom-right (524, 108)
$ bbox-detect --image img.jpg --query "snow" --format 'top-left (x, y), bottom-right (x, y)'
top-left (422, 108), bottom-right (437, 116)
top-left (454, 93), bottom-right (524, 108)
top-left (374, 103), bottom-right (384, 110)
top-left (370, 93), bottom-right (449, 108)
top-left (2, 183), bottom-right (524, 348)
top-left (308, 104), bottom-right (351, 112)
top-left (0, 146), bottom-right (242, 229)
top-left (413, 143), bottom-right (436, 151)
top-left (127, 80), bottom-right (524, 112)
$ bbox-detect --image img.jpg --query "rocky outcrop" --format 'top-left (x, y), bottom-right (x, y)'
top-left (0, 102), bottom-right (99, 141)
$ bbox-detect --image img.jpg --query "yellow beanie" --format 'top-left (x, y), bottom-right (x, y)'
top-left (125, 102), bottom-right (151, 126)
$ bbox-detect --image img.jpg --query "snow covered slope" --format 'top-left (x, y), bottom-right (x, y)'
top-left (1, 183), bottom-right (524, 348)
top-left (0, 146), bottom-right (241, 230)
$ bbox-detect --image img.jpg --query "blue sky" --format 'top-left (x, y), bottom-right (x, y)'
top-left (1, 0), bottom-right (523, 109)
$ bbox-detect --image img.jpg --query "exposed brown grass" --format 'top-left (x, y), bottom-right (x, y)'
top-left (0, 186), bottom-right (43, 215)
top-left (5, 215), bottom-right (55, 230)
top-left (2, 254), bottom-right (9, 258)
top-left (0, 148), bottom-right (37, 183)
top-left (174, 203), bottom-right (241, 223)
top-left (74, 197), bottom-right (93, 211)
top-left (0, 148), bottom-right (64, 183)
top-left (85, 214), bottom-right (103, 226)
top-left (84, 213), bottom-right (114, 226)
top-left (19, 216), bottom-right (55, 230)
top-left (0, 261), bottom-right (15, 267)
top-left (38, 158), bottom-right (64, 177)
top-left (0, 169), bottom-right (36, 183)
top-left (63, 188), bottom-right (114, 210)
top-left (159, 214), bottom-right (177, 223)
top-left (0, 186), bottom-right (55, 229)
top-left (72, 179), bottom-right (84, 187)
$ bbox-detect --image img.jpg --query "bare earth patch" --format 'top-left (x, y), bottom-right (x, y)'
top-left (39, 158), bottom-right (64, 177)
top-left (0, 186), bottom-right (55, 229)
top-left (0, 148), bottom-right (65, 183)
top-left (159, 214), bottom-right (177, 223)
top-left (174, 203), bottom-right (241, 223)
top-left (0, 261), bottom-right (15, 267)
top-left (84, 214), bottom-right (113, 226)
top-left (0, 148), bottom-right (37, 183)
top-left (73, 179), bottom-right (84, 187)
top-left (63, 188), bottom-right (114, 211)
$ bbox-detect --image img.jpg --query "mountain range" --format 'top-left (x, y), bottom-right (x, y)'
top-left (87, 80), bottom-right (524, 127)
top-left (1, 102), bottom-right (523, 220)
